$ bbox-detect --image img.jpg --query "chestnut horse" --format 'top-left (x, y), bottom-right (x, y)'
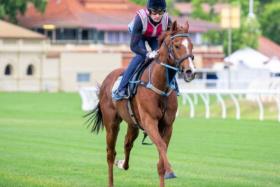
top-left (86, 21), bottom-right (196, 187)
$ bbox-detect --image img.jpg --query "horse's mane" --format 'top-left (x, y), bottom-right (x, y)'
top-left (158, 21), bottom-right (185, 47)
top-left (158, 30), bottom-right (171, 47)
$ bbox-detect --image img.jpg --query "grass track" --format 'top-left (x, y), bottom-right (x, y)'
top-left (0, 92), bottom-right (279, 187)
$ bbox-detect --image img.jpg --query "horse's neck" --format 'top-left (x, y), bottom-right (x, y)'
top-left (146, 43), bottom-right (175, 91)
top-left (150, 53), bottom-right (170, 91)
top-left (150, 62), bottom-right (167, 89)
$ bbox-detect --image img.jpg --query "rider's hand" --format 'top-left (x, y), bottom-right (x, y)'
top-left (146, 50), bottom-right (158, 60)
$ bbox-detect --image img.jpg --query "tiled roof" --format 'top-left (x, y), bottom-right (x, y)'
top-left (80, 0), bottom-right (140, 11)
top-left (0, 19), bottom-right (45, 39)
top-left (258, 36), bottom-right (280, 59)
top-left (18, 0), bottom-right (220, 32)
top-left (19, 0), bottom-right (107, 29)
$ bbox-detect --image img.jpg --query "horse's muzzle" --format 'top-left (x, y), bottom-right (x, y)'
top-left (183, 56), bottom-right (196, 82)
top-left (183, 69), bottom-right (196, 82)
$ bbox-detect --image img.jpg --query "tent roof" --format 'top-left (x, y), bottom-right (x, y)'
top-left (224, 47), bottom-right (269, 69)
top-left (264, 57), bottom-right (280, 73)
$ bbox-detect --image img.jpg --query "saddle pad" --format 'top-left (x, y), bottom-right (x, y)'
top-left (112, 76), bottom-right (122, 93)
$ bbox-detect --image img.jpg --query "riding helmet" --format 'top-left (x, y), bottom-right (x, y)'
top-left (147, 0), bottom-right (166, 11)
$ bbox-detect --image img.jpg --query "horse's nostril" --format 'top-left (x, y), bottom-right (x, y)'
top-left (185, 69), bottom-right (192, 74)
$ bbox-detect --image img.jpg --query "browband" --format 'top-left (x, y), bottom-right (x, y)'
top-left (170, 33), bottom-right (189, 40)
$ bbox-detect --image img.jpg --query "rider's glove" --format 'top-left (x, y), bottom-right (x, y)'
top-left (146, 50), bottom-right (158, 60)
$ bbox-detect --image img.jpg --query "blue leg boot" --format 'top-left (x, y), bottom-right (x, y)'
top-left (174, 79), bottom-right (180, 96)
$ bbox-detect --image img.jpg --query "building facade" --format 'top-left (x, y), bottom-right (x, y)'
top-left (0, 20), bottom-right (123, 92)
top-left (18, 0), bottom-right (224, 69)
top-left (0, 20), bottom-right (48, 91)
top-left (19, 0), bottom-right (221, 46)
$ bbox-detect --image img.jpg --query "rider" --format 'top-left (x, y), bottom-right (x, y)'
top-left (112, 0), bottom-right (172, 100)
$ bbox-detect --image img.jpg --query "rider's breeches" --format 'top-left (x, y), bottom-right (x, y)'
top-left (118, 55), bottom-right (145, 91)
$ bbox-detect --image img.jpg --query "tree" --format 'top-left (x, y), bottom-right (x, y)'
top-left (259, 3), bottom-right (280, 45)
top-left (0, 0), bottom-right (46, 23)
top-left (130, 0), bottom-right (145, 6)
top-left (191, 0), bottom-right (219, 22)
top-left (194, 0), bottom-right (261, 55)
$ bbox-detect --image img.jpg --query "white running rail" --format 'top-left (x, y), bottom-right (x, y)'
top-left (79, 87), bottom-right (280, 122)
top-left (180, 89), bottom-right (280, 122)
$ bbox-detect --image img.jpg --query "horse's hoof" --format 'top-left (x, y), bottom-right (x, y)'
top-left (164, 172), bottom-right (176, 179)
top-left (114, 160), bottom-right (125, 169)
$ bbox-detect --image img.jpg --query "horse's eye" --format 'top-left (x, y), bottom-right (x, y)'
top-left (175, 45), bottom-right (180, 49)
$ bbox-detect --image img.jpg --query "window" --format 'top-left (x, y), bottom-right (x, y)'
top-left (97, 31), bottom-right (105, 43)
top-left (4, 64), bottom-right (13, 76)
top-left (77, 73), bottom-right (90, 82)
top-left (26, 64), bottom-right (34, 76)
top-left (63, 29), bottom-right (77, 40)
top-left (82, 30), bottom-right (89, 40)
top-left (121, 32), bottom-right (131, 44)
top-left (107, 32), bottom-right (120, 44)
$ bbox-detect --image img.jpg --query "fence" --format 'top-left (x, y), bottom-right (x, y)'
top-left (79, 87), bottom-right (280, 122)
top-left (180, 89), bottom-right (280, 122)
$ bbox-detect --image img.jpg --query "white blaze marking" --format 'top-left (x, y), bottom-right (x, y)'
top-left (182, 38), bottom-right (195, 71)
top-left (188, 57), bottom-right (196, 72)
top-left (182, 39), bottom-right (189, 54)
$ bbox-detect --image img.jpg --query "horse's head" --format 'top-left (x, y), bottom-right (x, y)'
top-left (158, 21), bottom-right (196, 82)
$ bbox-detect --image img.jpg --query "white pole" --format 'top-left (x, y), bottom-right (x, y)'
top-left (227, 5), bottom-right (232, 89)
top-left (249, 0), bottom-right (255, 18)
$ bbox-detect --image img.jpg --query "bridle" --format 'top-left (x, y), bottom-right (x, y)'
top-left (161, 33), bottom-right (195, 72)
top-left (138, 33), bottom-right (196, 97)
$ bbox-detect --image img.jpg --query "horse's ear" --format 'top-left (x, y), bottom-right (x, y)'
top-left (171, 21), bottom-right (178, 32)
top-left (184, 21), bottom-right (189, 33)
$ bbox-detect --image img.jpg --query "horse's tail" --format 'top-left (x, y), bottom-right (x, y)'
top-left (84, 85), bottom-right (103, 134)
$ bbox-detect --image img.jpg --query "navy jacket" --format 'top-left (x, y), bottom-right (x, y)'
top-left (130, 15), bottom-right (172, 58)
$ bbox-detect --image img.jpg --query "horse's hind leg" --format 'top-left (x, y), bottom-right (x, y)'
top-left (115, 125), bottom-right (139, 170)
top-left (120, 125), bottom-right (139, 170)
top-left (103, 111), bottom-right (121, 187)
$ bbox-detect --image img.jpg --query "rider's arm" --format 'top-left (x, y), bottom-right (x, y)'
top-left (130, 15), bottom-right (147, 58)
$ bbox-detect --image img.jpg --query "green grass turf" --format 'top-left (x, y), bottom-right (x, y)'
top-left (0, 92), bottom-right (279, 187)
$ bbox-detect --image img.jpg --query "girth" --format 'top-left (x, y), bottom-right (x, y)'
top-left (127, 98), bottom-right (144, 130)
top-left (126, 94), bottom-right (168, 131)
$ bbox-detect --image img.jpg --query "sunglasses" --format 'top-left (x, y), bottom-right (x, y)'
top-left (149, 9), bottom-right (165, 15)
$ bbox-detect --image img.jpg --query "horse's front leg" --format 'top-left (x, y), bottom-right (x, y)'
top-left (141, 117), bottom-right (175, 186)
top-left (115, 125), bottom-right (139, 170)
top-left (157, 157), bottom-right (165, 187)
top-left (157, 123), bottom-right (175, 186)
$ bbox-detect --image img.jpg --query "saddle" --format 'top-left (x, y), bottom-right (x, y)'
top-left (111, 58), bottom-right (178, 100)
top-left (111, 59), bottom-right (152, 100)
top-left (126, 59), bottom-right (153, 98)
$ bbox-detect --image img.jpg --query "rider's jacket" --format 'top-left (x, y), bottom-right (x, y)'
top-left (129, 9), bottom-right (169, 37)
top-left (129, 9), bottom-right (172, 57)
